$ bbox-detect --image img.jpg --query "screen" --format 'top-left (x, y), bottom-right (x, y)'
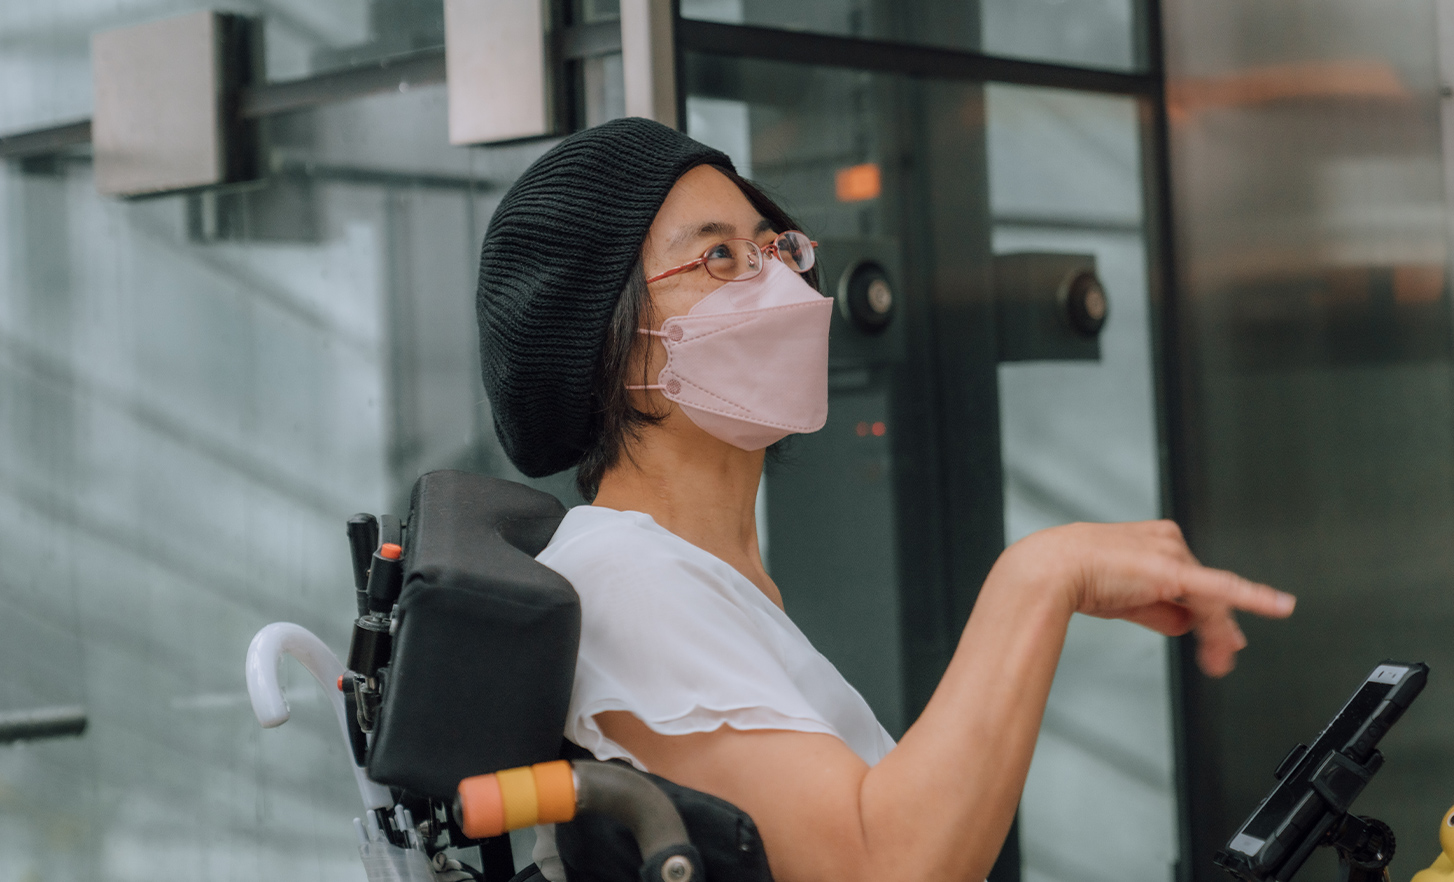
top-left (1237, 679), bottom-right (1393, 841)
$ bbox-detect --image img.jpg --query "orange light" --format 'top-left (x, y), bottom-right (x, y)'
top-left (835, 163), bottom-right (881, 203)
top-left (1166, 60), bottom-right (1408, 119)
top-left (1394, 265), bottom-right (1444, 304)
top-left (856, 422), bottom-right (870, 437)
top-left (871, 422), bottom-right (886, 437)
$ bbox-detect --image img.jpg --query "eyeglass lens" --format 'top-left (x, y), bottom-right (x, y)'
top-left (704, 240), bottom-right (763, 281)
top-left (774, 231), bottom-right (814, 273)
top-left (702, 232), bottom-right (816, 282)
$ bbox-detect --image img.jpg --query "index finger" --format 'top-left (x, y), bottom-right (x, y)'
top-left (1176, 565), bottom-right (1296, 619)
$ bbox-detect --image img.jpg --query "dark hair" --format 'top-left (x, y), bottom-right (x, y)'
top-left (574, 164), bottom-right (819, 501)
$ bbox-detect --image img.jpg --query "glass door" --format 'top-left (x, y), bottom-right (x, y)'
top-left (681, 35), bottom-right (1175, 882)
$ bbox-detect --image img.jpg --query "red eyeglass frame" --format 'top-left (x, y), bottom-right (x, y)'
top-left (645, 232), bottom-right (818, 285)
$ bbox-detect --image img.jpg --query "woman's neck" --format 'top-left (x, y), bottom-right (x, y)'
top-left (592, 421), bottom-right (781, 608)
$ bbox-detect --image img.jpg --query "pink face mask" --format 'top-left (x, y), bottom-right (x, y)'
top-left (629, 258), bottom-right (833, 450)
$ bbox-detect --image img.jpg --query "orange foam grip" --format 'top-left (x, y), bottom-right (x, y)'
top-left (458, 773), bottom-right (505, 839)
top-left (532, 760), bottom-right (577, 825)
top-left (496, 767), bottom-right (539, 830)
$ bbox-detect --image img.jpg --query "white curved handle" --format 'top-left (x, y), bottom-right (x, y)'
top-left (245, 622), bottom-right (393, 810)
top-left (246, 622), bottom-right (341, 727)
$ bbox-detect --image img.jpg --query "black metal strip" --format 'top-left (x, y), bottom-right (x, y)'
top-left (275, 160), bottom-right (498, 192)
top-left (993, 212), bottom-right (1144, 234)
top-left (677, 18), bottom-right (1161, 96)
top-left (1135, 0), bottom-right (1201, 879)
top-left (0, 119), bottom-right (91, 159)
top-left (0, 705), bottom-right (87, 745)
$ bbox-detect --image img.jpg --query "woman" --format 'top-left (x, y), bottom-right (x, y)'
top-left (475, 118), bottom-right (1295, 882)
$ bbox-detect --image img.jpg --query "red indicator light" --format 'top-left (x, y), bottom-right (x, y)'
top-left (856, 422), bottom-right (869, 437)
top-left (871, 422), bottom-right (886, 437)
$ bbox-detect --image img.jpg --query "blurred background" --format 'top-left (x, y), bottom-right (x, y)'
top-left (0, 1), bottom-right (1450, 881)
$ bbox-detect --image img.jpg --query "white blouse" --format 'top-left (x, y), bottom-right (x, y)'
top-left (530, 505), bottom-right (895, 878)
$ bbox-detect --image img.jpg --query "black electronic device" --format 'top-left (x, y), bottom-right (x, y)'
top-left (1214, 661), bottom-right (1428, 882)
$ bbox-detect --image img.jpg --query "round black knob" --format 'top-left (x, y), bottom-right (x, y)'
top-left (1060, 270), bottom-right (1108, 338)
top-left (837, 260), bottom-right (895, 334)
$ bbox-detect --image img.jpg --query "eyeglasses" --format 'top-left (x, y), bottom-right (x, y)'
top-left (646, 230), bottom-right (817, 284)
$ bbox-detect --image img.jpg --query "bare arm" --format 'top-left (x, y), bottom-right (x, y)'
top-left (597, 520), bottom-right (1295, 882)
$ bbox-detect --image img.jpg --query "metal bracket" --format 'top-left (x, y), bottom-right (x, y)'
top-left (91, 11), bottom-right (261, 197)
top-left (445, 0), bottom-right (563, 145)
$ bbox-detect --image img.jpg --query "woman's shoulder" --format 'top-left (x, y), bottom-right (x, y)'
top-left (536, 505), bottom-right (733, 599)
top-left (538, 505), bottom-right (680, 566)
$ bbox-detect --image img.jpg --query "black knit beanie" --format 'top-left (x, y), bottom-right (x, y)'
top-left (476, 118), bottom-right (732, 478)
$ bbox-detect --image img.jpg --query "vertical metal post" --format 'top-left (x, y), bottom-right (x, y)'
top-left (620, 0), bottom-right (679, 127)
top-left (1138, 0), bottom-right (1212, 880)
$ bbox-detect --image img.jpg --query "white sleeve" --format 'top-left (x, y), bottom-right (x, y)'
top-left (539, 523), bottom-right (841, 769)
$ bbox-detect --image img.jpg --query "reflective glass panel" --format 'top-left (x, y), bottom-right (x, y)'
top-left (681, 0), bottom-right (1147, 73)
top-left (0, 49), bottom-right (558, 875)
top-left (0, 0), bottom-right (446, 133)
top-left (987, 82), bottom-right (1173, 882)
top-left (686, 53), bottom-right (916, 735)
top-left (1164, 1), bottom-right (1453, 881)
top-left (257, 0), bottom-right (445, 80)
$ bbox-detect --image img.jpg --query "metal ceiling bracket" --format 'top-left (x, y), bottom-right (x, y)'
top-left (91, 11), bottom-right (260, 197)
top-left (445, 0), bottom-right (560, 145)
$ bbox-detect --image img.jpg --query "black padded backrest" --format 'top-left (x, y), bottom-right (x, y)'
top-left (367, 470), bottom-right (576, 800)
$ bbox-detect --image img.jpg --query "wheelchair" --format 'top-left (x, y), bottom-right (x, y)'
top-left (246, 470), bottom-right (774, 882)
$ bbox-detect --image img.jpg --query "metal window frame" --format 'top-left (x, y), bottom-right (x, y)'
top-left (676, 18), bottom-right (1159, 97)
top-left (0, 16), bottom-right (1162, 159)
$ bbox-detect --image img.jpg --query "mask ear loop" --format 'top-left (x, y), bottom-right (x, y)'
top-left (625, 328), bottom-right (668, 391)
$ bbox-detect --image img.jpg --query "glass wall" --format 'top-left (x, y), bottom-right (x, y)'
top-left (0, 11), bottom-right (553, 873)
top-left (1162, 1), bottom-right (1454, 880)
